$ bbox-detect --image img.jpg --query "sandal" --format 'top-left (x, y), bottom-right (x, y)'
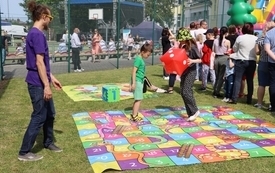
top-left (165, 89), bottom-right (173, 94)
top-left (130, 114), bottom-right (143, 122)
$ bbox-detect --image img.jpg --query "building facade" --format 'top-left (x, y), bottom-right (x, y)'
top-left (183, 0), bottom-right (230, 28)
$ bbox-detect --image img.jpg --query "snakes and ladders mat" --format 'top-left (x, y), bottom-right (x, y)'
top-left (72, 106), bottom-right (275, 173)
top-left (62, 83), bottom-right (157, 102)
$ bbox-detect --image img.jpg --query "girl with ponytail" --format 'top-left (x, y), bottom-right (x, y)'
top-left (212, 26), bottom-right (231, 98)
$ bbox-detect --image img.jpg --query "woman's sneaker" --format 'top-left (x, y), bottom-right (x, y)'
top-left (254, 103), bottom-right (262, 109)
top-left (163, 76), bottom-right (169, 80)
top-left (269, 105), bottom-right (272, 111)
top-left (222, 97), bottom-right (229, 102)
top-left (176, 75), bottom-right (181, 82)
top-left (155, 88), bottom-right (166, 93)
top-left (187, 111), bottom-right (200, 122)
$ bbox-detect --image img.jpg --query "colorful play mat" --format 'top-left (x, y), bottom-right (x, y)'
top-left (72, 106), bottom-right (275, 173)
top-left (62, 83), bottom-right (157, 102)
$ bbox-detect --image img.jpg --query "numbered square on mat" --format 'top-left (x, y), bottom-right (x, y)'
top-left (102, 85), bottom-right (120, 102)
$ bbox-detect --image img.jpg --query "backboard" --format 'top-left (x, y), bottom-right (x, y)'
top-left (89, 9), bottom-right (103, 20)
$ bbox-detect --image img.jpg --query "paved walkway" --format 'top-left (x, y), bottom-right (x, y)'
top-left (3, 56), bottom-right (162, 79)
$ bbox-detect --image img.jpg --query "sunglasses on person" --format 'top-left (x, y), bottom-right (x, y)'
top-left (45, 14), bottom-right (53, 21)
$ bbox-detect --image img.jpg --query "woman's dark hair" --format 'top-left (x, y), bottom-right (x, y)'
top-left (242, 22), bottom-right (254, 35)
top-left (161, 28), bottom-right (170, 37)
top-left (28, 0), bottom-right (50, 22)
top-left (213, 27), bottom-right (219, 38)
top-left (189, 22), bottom-right (196, 29)
top-left (219, 26), bottom-right (228, 46)
top-left (179, 39), bottom-right (197, 52)
top-left (228, 25), bottom-right (236, 35)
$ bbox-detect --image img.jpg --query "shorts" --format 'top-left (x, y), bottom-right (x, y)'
top-left (258, 61), bottom-right (270, 86)
top-left (128, 46), bottom-right (133, 51)
top-left (133, 81), bottom-right (143, 100)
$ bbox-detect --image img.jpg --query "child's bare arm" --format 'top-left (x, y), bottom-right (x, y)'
top-left (131, 67), bottom-right (138, 90)
top-left (229, 58), bottom-right (234, 68)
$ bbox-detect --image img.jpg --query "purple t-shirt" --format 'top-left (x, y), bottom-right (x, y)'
top-left (25, 27), bottom-right (51, 87)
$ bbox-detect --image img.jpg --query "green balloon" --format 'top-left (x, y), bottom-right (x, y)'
top-left (227, 0), bottom-right (257, 26)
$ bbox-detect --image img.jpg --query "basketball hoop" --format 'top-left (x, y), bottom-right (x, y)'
top-left (89, 9), bottom-right (102, 20)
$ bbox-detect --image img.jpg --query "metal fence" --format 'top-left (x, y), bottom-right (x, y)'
top-left (0, 0), bottom-right (233, 80)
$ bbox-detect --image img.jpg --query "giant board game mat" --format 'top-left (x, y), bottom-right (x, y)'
top-left (72, 106), bottom-right (275, 173)
top-left (63, 83), bottom-right (157, 102)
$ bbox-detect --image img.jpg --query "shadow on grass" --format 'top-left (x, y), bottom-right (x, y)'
top-left (32, 129), bottom-right (63, 153)
top-left (0, 79), bottom-right (10, 99)
top-left (0, 69), bottom-right (16, 99)
top-left (124, 107), bottom-right (132, 111)
top-left (3, 68), bottom-right (17, 79)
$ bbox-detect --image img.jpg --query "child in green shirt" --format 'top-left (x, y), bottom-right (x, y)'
top-left (130, 43), bottom-right (152, 121)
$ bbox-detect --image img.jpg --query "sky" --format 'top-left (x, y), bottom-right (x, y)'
top-left (0, 0), bottom-right (27, 21)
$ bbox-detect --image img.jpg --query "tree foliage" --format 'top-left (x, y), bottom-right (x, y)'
top-left (144, 0), bottom-right (174, 27)
top-left (19, 0), bottom-right (63, 17)
top-left (19, 0), bottom-right (65, 34)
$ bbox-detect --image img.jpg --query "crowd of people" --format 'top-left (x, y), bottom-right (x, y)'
top-left (57, 29), bottom-right (149, 71)
top-left (0, 30), bottom-right (26, 65)
top-left (160, 20), bottom-right (275, 115)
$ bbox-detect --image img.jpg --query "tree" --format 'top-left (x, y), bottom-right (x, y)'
top-left (144, 0), bottom-right (174, 27)
top-left (19, 0), bottom-right (63, 19)
top-left (226, 0), bottom-right (257, 26)
top-left (19, 0), bottom-right (65, 36)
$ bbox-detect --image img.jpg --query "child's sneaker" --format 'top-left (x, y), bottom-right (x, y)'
top-left (254, 103), bottom-right (262, 109)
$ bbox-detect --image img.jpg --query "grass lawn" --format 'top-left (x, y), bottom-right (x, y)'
top-left (0, 65), bottom-right (274, 173)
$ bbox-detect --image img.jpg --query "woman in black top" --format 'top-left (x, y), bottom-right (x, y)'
top-left (161, 28), bottom-right (175, 79)
top-left (226, 25), bottom-right (239, 48)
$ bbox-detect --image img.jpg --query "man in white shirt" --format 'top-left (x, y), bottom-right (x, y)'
top-left (189, 22), bottom-right (196, 39)
top-left (194, 20), bottom-right (208, 41)
top-left (71, 28), bottom-right (83, 72)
